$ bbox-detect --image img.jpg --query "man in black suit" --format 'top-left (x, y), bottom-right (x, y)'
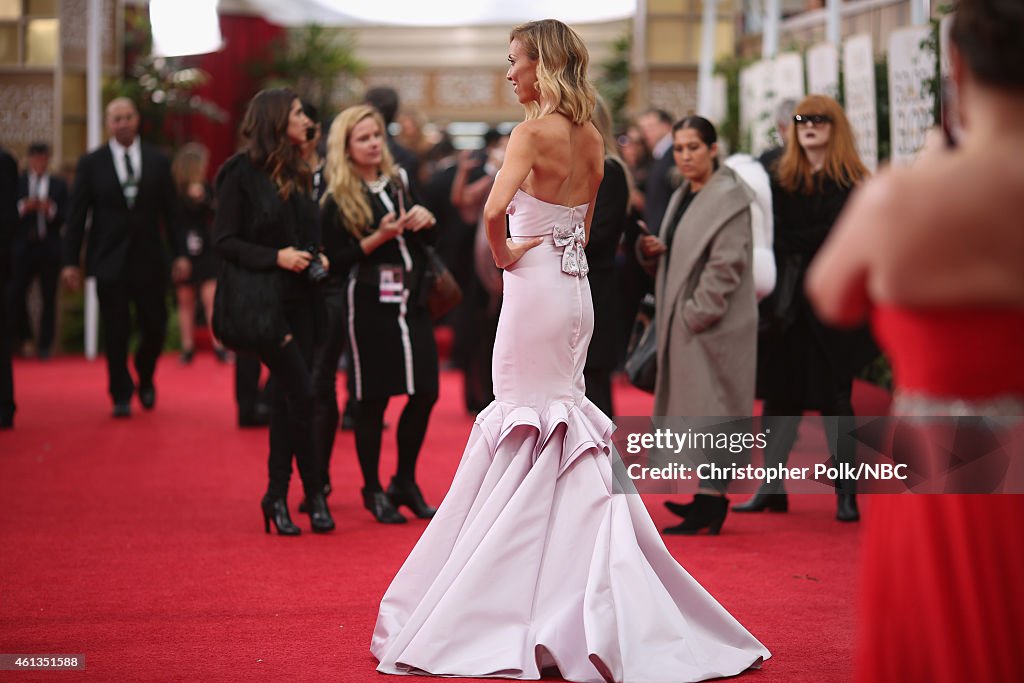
top-left (9, 142), bottom-right (67, 360)
top-left (637, 108), bottom-right (677, 234)
top-left (62, 97), bottom-right (189, 417)
top-left (0, 146), bottom-right (18, 428)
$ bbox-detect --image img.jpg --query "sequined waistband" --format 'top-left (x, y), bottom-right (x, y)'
top-left (892, 390), bottom-right (1024, 417)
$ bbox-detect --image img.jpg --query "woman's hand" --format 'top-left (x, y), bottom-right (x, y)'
top-left (277, 247), bottom-right (312, 272)
top-left (403, 205), bottom-right (436, 232)
top-left (493, 237), bottom-right (544, 269)
top-left (319, 253), bottom-right (330, 273)
top-left (377, 211), bottom-right (405, 241)
top-left (639, 235), bottom-right (668, 258)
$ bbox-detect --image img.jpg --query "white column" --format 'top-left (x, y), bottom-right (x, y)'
top-left (911, 0), bottom-right (930, 26)
top-left (762, 0), bottom-right (780, 59)
top-left (85, 0), bottom-right (102, 361)
top-left (826, 0), bottom-right (842, 46)
top-left (697, 0), bottom-right (718, 115)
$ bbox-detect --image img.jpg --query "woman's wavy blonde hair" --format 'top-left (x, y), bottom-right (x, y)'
top-left (323, 104), bottom-right (400, 238)
top-left (509, 19), bottom-right (596, 125)
top-left (778, 94), bottom-right (869, 194)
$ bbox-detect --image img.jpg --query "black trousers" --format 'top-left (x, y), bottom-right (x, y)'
top-left (761, 389), bottom-right (857, 495)
top-left (7, 239), bottom-right (60, 352)
top-left (584, 366), bottom-right (614, 417)
top-left (0, 273), bottom-right (13, 422)
top-left (96, 280), bottom-right (167, 403)
top-left (258, 300), bottom-right (322, 499)
top-left (312, 283), bottom-right (347, 489)
top-left (235, 353), bottom-right (271, 416)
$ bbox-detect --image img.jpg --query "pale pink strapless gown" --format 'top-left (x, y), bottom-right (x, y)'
top-left (371, 189), bottom-right (770, 682)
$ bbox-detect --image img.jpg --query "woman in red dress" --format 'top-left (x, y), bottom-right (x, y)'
top-left (807, 1), bottom-right (1024, 679)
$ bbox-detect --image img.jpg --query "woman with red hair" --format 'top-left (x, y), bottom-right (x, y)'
top-left (735, 94), bottom-right (874, 521)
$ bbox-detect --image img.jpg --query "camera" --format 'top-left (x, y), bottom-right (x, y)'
top-left (305, 245), bottom-right (328, 284)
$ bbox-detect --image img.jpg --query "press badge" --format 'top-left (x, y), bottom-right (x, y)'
top-left (378, 266), bottom-right (405, 304)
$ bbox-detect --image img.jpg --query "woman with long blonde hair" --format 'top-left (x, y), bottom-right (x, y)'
top-left (318, 104), bottom-right (439, 525)
top-left (737, 93), bottom-right (874, 521)
top-left (371, 19), bottom-right (769, 682)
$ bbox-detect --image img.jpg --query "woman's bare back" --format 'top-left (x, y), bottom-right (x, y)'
top-left (519, 114), bottom-right (604, 207)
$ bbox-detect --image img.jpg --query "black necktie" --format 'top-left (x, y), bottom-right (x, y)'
top-left (122, 150), bottom-right (139, 208)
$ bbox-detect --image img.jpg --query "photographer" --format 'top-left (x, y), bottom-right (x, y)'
top-left (214, 88), bottom-right (334, 536)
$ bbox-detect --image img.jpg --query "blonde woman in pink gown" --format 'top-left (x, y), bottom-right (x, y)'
top-left (371, 19), bottom-right (770, 682)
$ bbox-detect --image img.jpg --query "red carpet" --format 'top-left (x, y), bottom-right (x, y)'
top-left (0, 354), bottom-right (883, 681)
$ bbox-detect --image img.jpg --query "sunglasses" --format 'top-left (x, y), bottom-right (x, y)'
top-left (793, 114), bottom-right (832, 126)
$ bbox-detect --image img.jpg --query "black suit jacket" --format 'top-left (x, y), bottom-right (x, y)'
top-left (16, 173), bottom-right (68, 249)
top-left (643, 148), bottom-right (676, 235)
top-left (63, 142), bottom-right (184, 285)
top-left (0, 149), bottom-right (18, 282)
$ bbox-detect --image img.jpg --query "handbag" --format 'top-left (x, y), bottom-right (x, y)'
top-left (624, 293), bottom-right (657, 393)
top-left (421, 245), bottom-right (463, 320)
top-left (212, 260), bottom-right (288, 353)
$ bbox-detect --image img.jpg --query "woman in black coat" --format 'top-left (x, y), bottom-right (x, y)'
top-left (738, 94), bottom-right (873, 521)
top-left (319, 104), bottom-right (440, 525)
top-left (214, 88), bottom-right (334, 536)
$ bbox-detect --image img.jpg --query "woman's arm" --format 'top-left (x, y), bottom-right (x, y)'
top-left (213, 165), bottom-right (280, 270)
top-left (682, 209), bottom-right (751, 333)
top-left (482, 125), bottom-right (541, 268)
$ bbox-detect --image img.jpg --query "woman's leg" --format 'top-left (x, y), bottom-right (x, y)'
top-left (176, 284), bottom-right (196, 359)
top-left (394, 391), bottom-right (439, 484)
top-left (198, 279), bottom-right (224, 354)
top-left (355, 396), bottom-right (388, 492)
top-left (261, 340), bottom-right (320, 498)
top-left (312, 285), bottom-right (347, 492)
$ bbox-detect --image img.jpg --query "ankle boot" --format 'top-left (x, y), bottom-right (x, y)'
top-left (663, 494), bottom-right (729, 535)
top-left (732, 485), bottom-right (789, 513)
top-left (298, 482), bottom-right (332, 514)
top-left (836, 493), bottom-right (860, 522)
top-left (305, 492), bottom-right (336, 533)
top-left (664, 499), bottom-right (694, 518)
top-left (362, 487), bottom-right (406, 524)
top-left (261, 495), bottom-right (301, 536)
top-left (387, 477), bottom-right (437, 519)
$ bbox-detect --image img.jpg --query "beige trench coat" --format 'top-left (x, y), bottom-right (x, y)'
top-left (647, 165), bottom-right (757, 417)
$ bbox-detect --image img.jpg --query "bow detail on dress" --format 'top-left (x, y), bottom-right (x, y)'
top-left (553, 222), bottom-right (588, 278)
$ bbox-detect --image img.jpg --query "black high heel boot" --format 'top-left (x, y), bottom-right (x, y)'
top-left (261, 495), bottom-right (301, 536)
top-left (362, 487), bottom-right (406, 524)
top-left (662, 494), bottom-right (729, 535)
top-left (298, 482), bottom-right (332, 514)
top-left (387, 478), bottom-right (437, 519)
top-left (836, 493), bottom-right (860, 522)
top-left (664, 499), bottom-right (694, 518)
top-left (305, 492), bottom-right (336, 533)
top-left (732, 485), bottom-right (789, 513)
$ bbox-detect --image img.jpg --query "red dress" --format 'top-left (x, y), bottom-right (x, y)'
top-left (857, 306), bottom-right (1024, 682)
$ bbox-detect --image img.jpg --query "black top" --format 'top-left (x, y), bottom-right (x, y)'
top-left (319, 177), bottom-right (432, 292)
top-left (771, 173), bottom-right (851, 254)
top-left (662, 188), bottom-right (699, 255)
top-left (213, 152), bottom-right (319, 301)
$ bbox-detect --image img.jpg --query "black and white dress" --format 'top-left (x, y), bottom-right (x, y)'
top-left (320, 176), bottom-right (438, 402)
